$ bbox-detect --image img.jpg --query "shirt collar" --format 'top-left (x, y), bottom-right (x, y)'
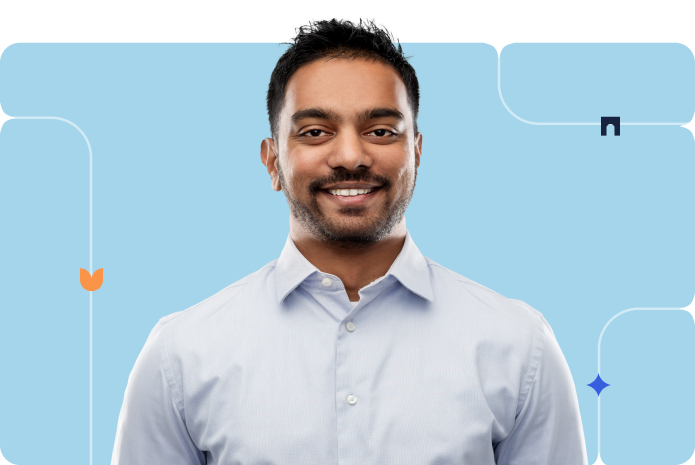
top-left (275, 229), bottom-right (434, 304)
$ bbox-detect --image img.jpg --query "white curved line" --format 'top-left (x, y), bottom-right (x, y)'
top-left (12, 117), bottom-right (92, 271)
top-left (594, 305), bottom-right (689, 460)
top-left (598, 306), bottom-right (684, 373)
top-left (497, 52), bottom-right (690, 127)
top-left (5, 116), bottom-right (94, 465)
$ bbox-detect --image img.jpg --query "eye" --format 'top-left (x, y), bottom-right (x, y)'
top-left (366, 128), bottom-right (397, 137)
top-left (301, 129), bottom-right (330, 137)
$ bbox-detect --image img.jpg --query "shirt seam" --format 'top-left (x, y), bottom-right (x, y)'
top-left (429, 262), bottom-right (545, 320)
top-left (157, 323), bottom-right (186, 418)
top-left (155, 278), bottom-right (255, 422)
top-left (157, 326), bottom-right (206, 454)
top-left (428, 262), bottom-right (509, 299)
top-left (427, 262), bottom-right (548, 418)
top-left (158, 280), bottom-right (252, 326)
top-left (515, 318), bottom-right (547, 416)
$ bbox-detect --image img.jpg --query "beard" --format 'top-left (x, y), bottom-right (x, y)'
top-left (277, 159), bottom-right (417, 249)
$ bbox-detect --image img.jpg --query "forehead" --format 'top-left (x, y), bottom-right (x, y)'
top-left (281, 58), bottom-right (411, 124)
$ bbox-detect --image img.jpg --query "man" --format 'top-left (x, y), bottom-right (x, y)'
top-left (111, 19), bottom-right (587, 465)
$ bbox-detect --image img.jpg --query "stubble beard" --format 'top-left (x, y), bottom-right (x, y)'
top-left (277, 159), bottom-right (417, 249)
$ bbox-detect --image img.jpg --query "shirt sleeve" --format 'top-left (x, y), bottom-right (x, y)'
top-left (111, 321), bottom-right (205, 465)
top-left (494, 316), bottom-right (588, 465)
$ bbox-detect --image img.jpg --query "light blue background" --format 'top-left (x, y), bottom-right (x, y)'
top-left (0, 43), bottom-right (694, 464)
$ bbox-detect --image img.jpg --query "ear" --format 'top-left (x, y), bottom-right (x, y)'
top-left (414, 132), bottom-right (423, 168)
top-left (260, 138), bottom-right (282, 192)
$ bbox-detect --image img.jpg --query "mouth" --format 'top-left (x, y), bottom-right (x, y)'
top-left (320, 186), bottom-right (383, 205)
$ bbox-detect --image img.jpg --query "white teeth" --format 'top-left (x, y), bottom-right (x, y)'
top-left (328, 187), bottom-right (375, 196)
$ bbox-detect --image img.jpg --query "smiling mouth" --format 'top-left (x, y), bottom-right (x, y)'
top-left (324, 187), bottom-right (379, 196)
top-left (321, 186), bottom-right (383, 197)
top-left (319, 185), bottom-right (383, 203)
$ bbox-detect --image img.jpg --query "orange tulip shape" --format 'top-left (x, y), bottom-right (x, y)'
top-left (80, 268), bottom-right (103, 291)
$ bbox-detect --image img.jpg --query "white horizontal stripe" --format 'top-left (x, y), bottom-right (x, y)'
top-left (390, 24), bottom-right (695, 33)
top-left (0, 34), bottom-right (695, 42)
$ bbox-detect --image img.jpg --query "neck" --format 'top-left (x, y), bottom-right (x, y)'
top-left (289, 217), bottom-right (407, 302)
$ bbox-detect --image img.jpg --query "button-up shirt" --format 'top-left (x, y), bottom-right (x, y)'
top-left (111, 230), bottom-right (587, 464)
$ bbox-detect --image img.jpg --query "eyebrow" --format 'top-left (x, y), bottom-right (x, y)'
top-left (358, 108), bottom-right (405, 122)
top-left (291, 108), bottom-right (342, 125)
top-left (290, 107), bottom-right (405, 126)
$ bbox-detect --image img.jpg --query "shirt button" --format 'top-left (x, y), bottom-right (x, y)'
top-left (346, 395), bottom-right (357, 405)
top-left (345, 321), bottom-right (355, 332)
top-left (321, 278), bottom-right (332, 287)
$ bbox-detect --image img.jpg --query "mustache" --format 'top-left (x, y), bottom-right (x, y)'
top-left (308, 169), bottom-right (392, 193)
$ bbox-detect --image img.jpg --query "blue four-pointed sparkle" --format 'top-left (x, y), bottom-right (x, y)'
top-left (588, 373), bottom-right (610, 396)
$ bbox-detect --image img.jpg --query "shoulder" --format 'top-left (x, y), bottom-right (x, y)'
top-left (425, 257), bottom-right (555, 404)
top-left (155, 259), bottom-right (278, 334)
top-left (424, 256), bottom-right (548, 338)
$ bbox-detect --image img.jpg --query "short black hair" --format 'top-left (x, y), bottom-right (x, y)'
top-left (266, 19), bottom-right (420, 140)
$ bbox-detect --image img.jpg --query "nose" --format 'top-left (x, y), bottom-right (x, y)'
top-left (327, 130), bottom-right (373, 171)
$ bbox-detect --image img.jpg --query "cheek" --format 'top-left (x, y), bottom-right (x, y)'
top-left (288, 149), bottom-right (330, 181)
top-left (283, 159), bottom-right (318, 193)
top-left (389, 156), bottom-right (415, 186)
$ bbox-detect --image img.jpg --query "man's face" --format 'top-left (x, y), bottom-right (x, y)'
top-left (263, 57), bottom-right (422, 248)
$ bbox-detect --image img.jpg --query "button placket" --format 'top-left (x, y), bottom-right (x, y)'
top-left (335, 291), bottom-right (369, 463)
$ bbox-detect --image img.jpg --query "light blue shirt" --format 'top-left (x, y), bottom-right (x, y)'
top-left (111, 230), bottom-right (587, 464)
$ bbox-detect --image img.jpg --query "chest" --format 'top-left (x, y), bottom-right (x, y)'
top-left (178, 310), bottom-right (521, 464)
